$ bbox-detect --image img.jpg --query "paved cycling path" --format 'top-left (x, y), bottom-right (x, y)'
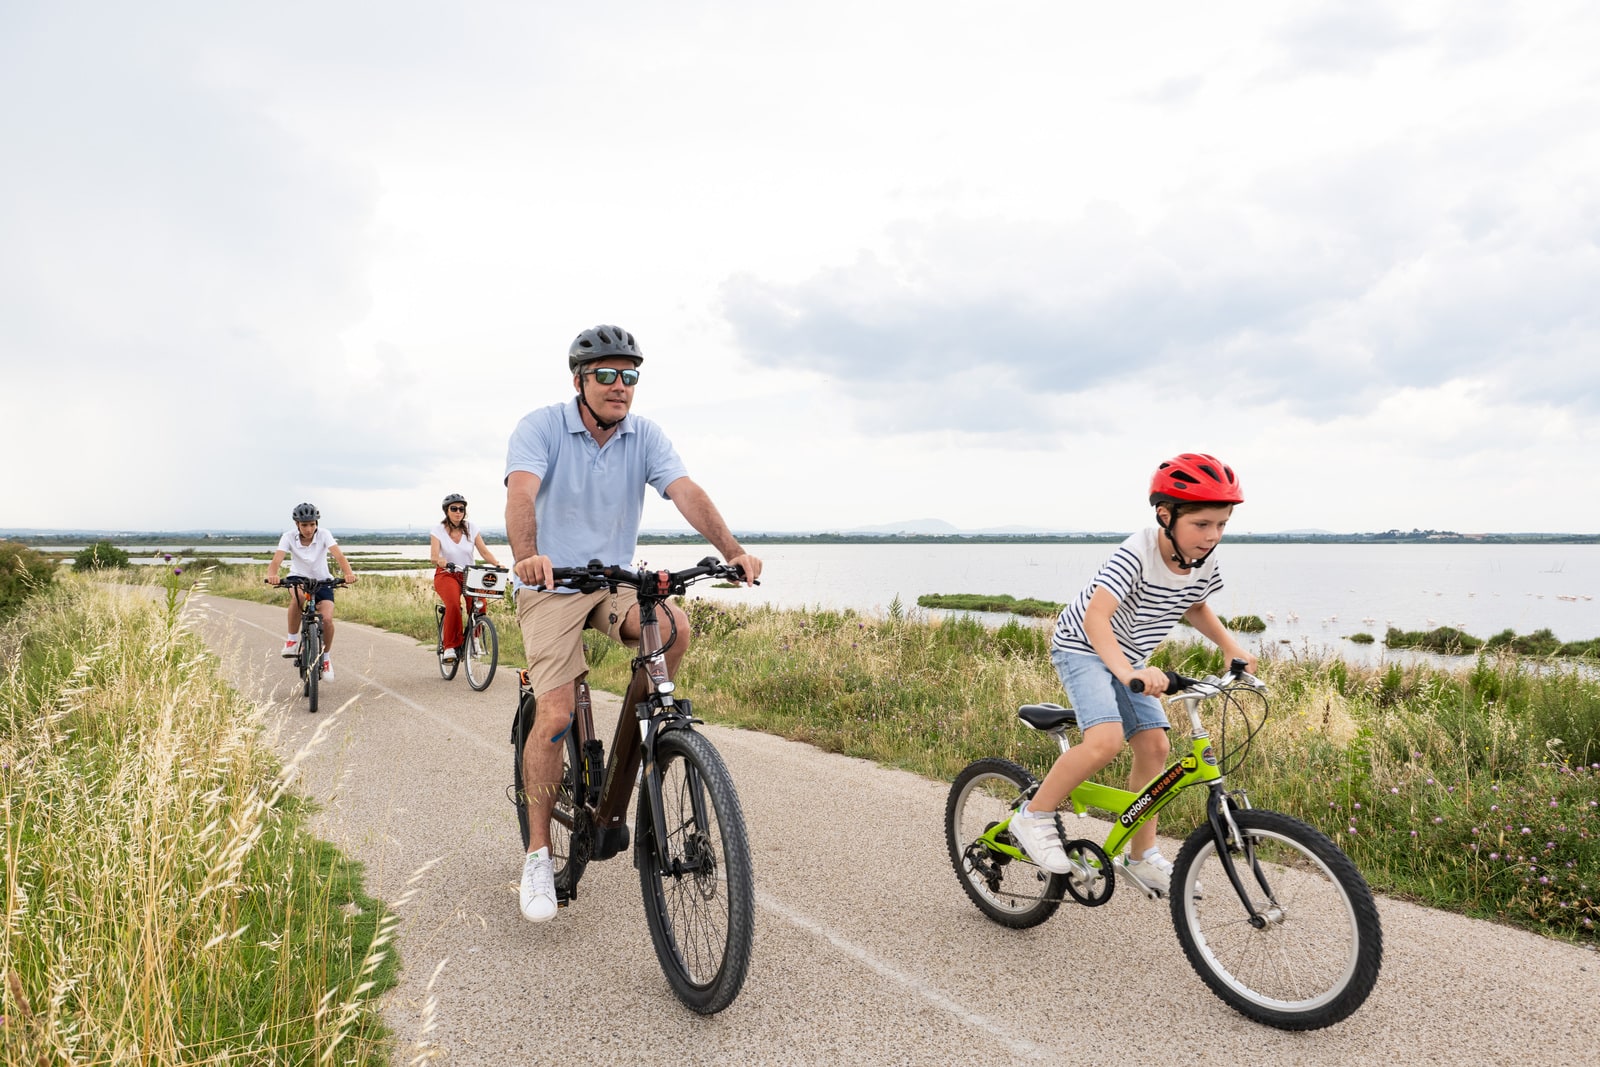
top-left (188, 590), bottom-right (1600, 1066)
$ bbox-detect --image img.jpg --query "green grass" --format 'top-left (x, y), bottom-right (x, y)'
top-left (1, 575), bottom-right (396, 1063)
top-left (182, 568), bottom-right (1600, 943)
top-left (916, 593), bottom-right (1064, 617)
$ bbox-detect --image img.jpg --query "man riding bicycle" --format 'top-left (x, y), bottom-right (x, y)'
top-left (504, 324), bottom-right (762, 923)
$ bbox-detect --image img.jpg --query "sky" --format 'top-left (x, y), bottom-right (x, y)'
top-left (3, 0), bottom-right (1598, 536)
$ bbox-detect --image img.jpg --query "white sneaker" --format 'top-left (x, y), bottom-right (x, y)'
top-left (442, 647), bottom-right (458, 664)
top-left (282, 634), bottom-right (300, 658)
top-left (1121, 849), bottom-right (1200, 898)
top-left (520, 850), bottom-right (557, 922)
top-left (1006, 805), bottom-right (1072, 874)
top-left (320, 654), bottom-right (334, 682)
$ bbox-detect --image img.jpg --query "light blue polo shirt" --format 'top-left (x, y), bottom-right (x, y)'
top-left (504, 399), bottom-right (689, 587)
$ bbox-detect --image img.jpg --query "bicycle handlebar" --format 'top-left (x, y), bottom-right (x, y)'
top-left (538, 556), bottom-right (755, 596)
top-left (1128, 658), bottom-right (1255, 695)
top-left (266, 576), bottom-right (348, 590)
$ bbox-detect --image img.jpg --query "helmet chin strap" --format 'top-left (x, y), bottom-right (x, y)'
top-left (1157, 513), bottom-right (1217, 571)
top-left (577, 390), bottom-right (622, 432)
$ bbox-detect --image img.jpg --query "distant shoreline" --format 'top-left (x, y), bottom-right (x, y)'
top-left (5, 530), bottom-right (1599, 547)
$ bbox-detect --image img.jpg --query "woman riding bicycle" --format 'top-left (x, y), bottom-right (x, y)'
top-left (1006, 454), bottom-right (1257, 894)
top-left (265, 502), bottom-right (359, 681)
top-left (430, 493), bottom-right (503, 664)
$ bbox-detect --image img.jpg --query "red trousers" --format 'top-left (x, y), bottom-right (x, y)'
top-left (434, 569), bottom-right (469, 648)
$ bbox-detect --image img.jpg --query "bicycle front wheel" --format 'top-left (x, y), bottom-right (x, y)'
top-left (464, 614), bottom-right (498, 691)
top-left (304, 623), bottom-right (322, 713)
top-left (946, 759), bottom-right (1066, 928)
top-left (1171, 808), bottom-right (1383, 1030)
top-left (635, 729), bottom-right (753, 1015)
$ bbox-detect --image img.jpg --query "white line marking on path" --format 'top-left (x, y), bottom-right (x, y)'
top-left (755, 890), bottom-right (1056, 1061)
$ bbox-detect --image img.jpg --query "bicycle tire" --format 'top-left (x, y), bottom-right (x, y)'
top-left (436, 605), bottom-right (458, 681)
top-left (465, 614), bottom-right (498, 691)
top-left (945, 758), bottom-right (1067, 928)
top-left (635, 729), bottom-right (754, 1015)
top-left (511, 694), bottom-right (588, 895)
top-left (305, 622), bottom-right (322, 714)
top-left (1171, 808), bottom-right (1383, 1030)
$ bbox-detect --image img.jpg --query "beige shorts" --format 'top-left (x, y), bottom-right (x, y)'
top-left (515, 586), bottom-right (638, 698)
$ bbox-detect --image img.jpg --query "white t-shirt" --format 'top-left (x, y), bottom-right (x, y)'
top-left (431, 520), bottom-right (481, 570)
top-left (277, 527), bottom-right (339, 581)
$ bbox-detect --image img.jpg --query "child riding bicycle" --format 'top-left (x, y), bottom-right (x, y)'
top-left (266, 502), bottom-right (359, 681)
top-left (1007, 453), bottom-right (1258, 895)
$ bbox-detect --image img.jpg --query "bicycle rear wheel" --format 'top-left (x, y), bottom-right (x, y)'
top-left (511, 693), bottom-right (588, 895)
top-left (464, 614), bottom-right (498, 691)
top-left (1171, 808), bottom-right (1383, 1030)
top-left (635, 729), bottom-right (753, 1015)
top-left (436, 606), bottom-right (459, 681)
top-left (946, 758), bottom-right (1067, 928)
top-left (304, 622), bottom-right (322, 713)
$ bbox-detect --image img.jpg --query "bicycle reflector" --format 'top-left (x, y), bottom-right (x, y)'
top-left (652, 571), bottom-right (670, 595)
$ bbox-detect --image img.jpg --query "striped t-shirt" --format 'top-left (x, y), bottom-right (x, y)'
top-left (1051, 527), bottom-right (1223, 666)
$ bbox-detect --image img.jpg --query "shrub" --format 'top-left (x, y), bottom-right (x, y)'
top-left (1348, 632), bottom-right (1375, 644)
top-left (1, 540), bottom-right (56, 617)
top-left (1223, 614), bottom-right (1267, 633)
top-left (1385, 625), bottom-right (1483, 654)
top-left (74, 540), bottom-right (130, 570)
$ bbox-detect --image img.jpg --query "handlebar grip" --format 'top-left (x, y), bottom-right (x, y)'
top-left (1128, 670), bottom-right (1195, 694)
top-left (1230, 657), bottom-right (1250, 675)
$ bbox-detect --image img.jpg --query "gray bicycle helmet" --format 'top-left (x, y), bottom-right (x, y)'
top-left (568, 325), bottom-right (644, 371)
top-left (442, 493), bottom-right (467, 510)
top-left (291, 502), bottom-right (319, 523)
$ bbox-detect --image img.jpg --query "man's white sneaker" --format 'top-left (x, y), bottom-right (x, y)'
top-left (320, 655), bottom-right (334, 682)
top-left (1006, 806), bottom-right (1072, 874)
top-left (520, 850), bottom-right (558, 922)
top-left (282, 634), bottom-right (300, 658)
top-left (1121, 849), bottom-right (1200, 898)
top-left (442, 647), bottom-right (458, 664)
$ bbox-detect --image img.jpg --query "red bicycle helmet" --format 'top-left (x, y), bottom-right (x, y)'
top-left (1148, 453), bottom-right (1243, 506)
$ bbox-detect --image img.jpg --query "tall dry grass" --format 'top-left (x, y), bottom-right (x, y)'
top-left (1, 575), bottom-right (396, 1064)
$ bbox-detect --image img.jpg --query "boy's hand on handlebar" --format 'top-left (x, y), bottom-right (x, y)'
top-left (1127, 666), bottom-right (1170, 696)
top-left (515, 555), bottom-right (555, 590)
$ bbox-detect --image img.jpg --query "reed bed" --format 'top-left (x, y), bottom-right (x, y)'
top-left (1, 575), bottom-right (395, 1064)
top-left (196, 566), bottom-right (1599, 943)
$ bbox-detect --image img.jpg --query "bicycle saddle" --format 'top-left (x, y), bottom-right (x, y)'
top-left (1017, 703), bottom-right (1078, 731)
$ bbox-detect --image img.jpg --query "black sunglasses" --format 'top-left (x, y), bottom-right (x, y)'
top-left (584, 367), bottom-right (640, 386)
top-left (447, 504), bottom-right (466, 512)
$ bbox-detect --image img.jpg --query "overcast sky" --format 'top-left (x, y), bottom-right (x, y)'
top-left (4, 1), bottom-right (1598, 535)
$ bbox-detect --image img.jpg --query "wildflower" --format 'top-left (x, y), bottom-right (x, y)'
top-left (1551, 800), bottom-right (1560, 808)
top-left (1426, 778), bottom-right (1435, 785)
top-left (174, 567), bottom-right (183, 576)
top-left (1433, 817), bottom-right (1443, 824)
top-left (1489, 852), bottom-right (1500, 860)
top-left (1354, 803), bottom-right (1362, 810)
top-left (1410, 830), bottom-right (1418, 837)
top-left (1491, 805), bottom-right (1500, 812)
top-left (1491, 784), bottom-right (1499, 791)
top-left (1522, 828), bottom-right (1532, 835)
top-left (1390, 787), bottom-right (1400, 794)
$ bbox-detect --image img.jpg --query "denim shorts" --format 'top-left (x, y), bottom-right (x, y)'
top-left (1050, 648), bottom-right (1169, 738)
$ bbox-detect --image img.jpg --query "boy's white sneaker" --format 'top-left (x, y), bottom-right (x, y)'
top-left (442, 647), bottom-right (458, 664)
top-left (282, 634), bottom-right (300, 658)
top-left (1121, 849), bottom-right (1200, 898)
top-left (320, 654), bottom-right (334, 682)
top-left (1006, 806), bottom-right (1072, 874)
top-left (520, 850), bottom-right (558, 922)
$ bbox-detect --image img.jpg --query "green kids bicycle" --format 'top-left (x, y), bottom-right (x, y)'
top-left (946, 660), bottom-right (1382, 1031)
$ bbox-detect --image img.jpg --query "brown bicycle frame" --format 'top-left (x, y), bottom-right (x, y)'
top-left (535, 589), bottom-right (681, 847)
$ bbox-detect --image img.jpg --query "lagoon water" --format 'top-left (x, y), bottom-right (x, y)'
top-left (139, 539), bottom-right (1600, 662)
